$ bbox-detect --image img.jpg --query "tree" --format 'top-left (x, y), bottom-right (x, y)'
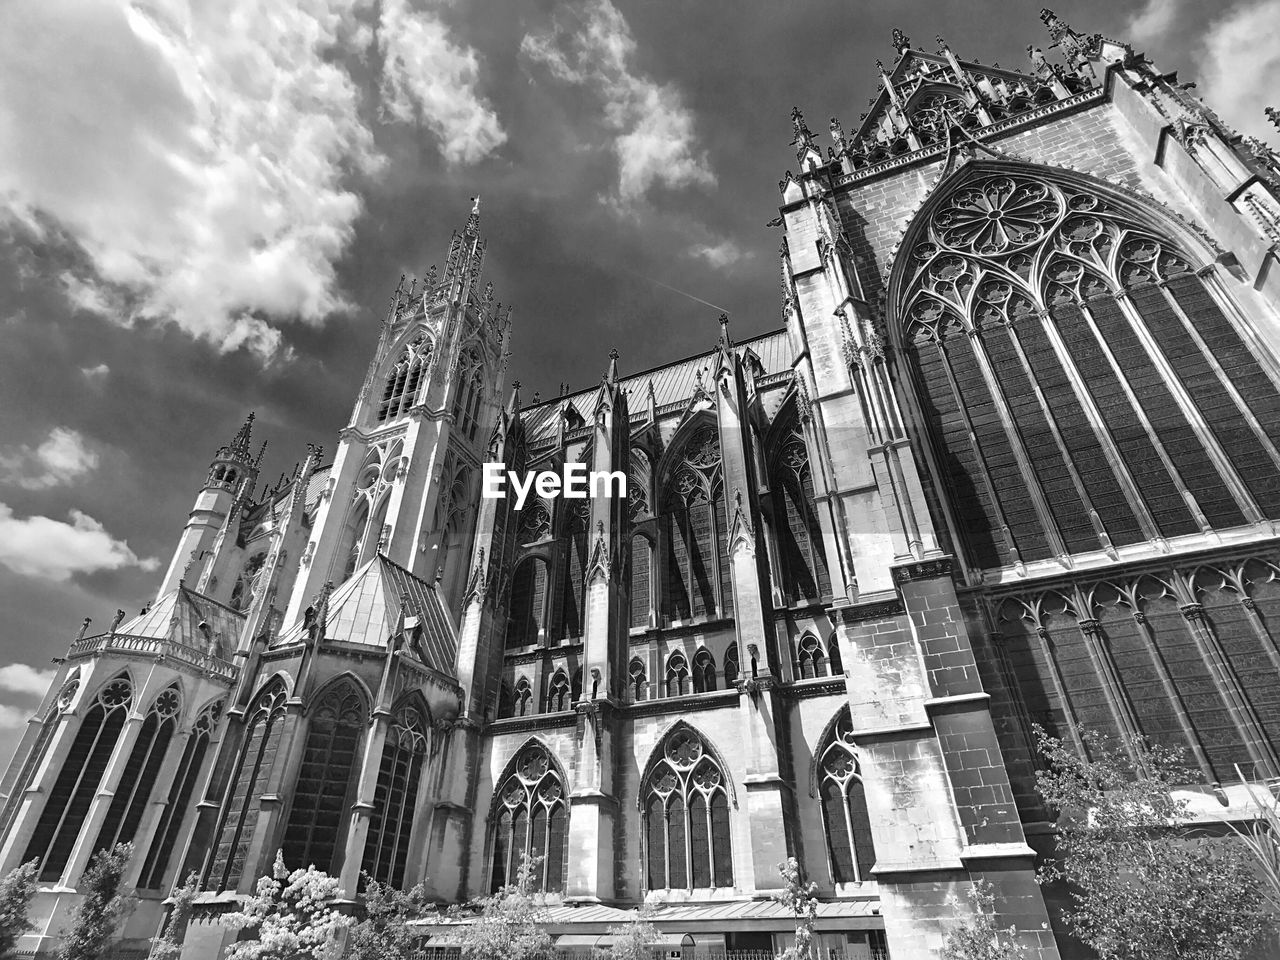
top-left (772, 858), bottom-right (817, 960)
top-left (224, 852), bottom-right (350, 960)
top-left (347, 878), bottom-right (435, 960)
top-left (941, 880), bottom-right (1028, 960)
top-left (1035, 728), bottom-right (1269, 960)
top-left (150, 873), bottom-right (199, 960)
top-left (56, 842), bottom-right (134, 960)
top-left (604, 902), bottom-right (660, 960)
top-left (457, 853), bottom-right (553, 960)
top-left (0, 859), bottom-right (38, 957)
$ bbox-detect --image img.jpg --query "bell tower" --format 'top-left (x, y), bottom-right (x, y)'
top-left (284, 199), bottom-right (511, 626)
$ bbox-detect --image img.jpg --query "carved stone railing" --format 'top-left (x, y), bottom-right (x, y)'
top-left (67, 633), bottom-right (238, 684)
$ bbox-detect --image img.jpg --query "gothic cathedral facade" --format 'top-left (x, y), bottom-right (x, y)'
top-left (3, 11), bottom-right (1280, 960)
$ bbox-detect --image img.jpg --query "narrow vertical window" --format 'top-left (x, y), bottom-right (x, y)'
top-left (665, 652), bottom-right (690, 697)
top-left (662, 426), bottom-right (725, 622)
top-left (506, 558), bottom-right (548, 648)
top-left (629, 658), bottom-right (648, 702)
top-left (773, 431), bottom-right (831, 603)
top-left (692, 649), bottom-right (717, 693)
top-left (818, 709), bottom-right (876, 883)
top-left (363, 703), bottom-right (428, 888)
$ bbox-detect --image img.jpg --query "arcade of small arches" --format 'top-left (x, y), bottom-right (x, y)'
top-left (486, 713), bottom-right (875, 895)
top-left (897, 167), bottom-right (1280, 574)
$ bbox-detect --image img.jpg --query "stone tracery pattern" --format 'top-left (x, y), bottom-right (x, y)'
top-left (489, 743), bottom-right (567, 893)
top-left (904, 171), bottom-right (1280, 572)
top-left (642, 726), bottom-right (733, 891)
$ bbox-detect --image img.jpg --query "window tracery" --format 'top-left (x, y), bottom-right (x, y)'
top-left (772, 429), bottom-right (831, 603)
top-left (903, 171), bottom-right (1280, 572)
top-left (489, 744), bottom-right (567, 893)
top-left (818, 710), bottom-right (875, 883)
top-left (378, 335), bottom-right (432, 423)
top-left (547, 670), bottom-right (571, 712)
top-left (559, 500), bottom-right (590, 640)
top-left (665, 651), bottom-right (690, 697)
top-left (723, 644), bottom-right (740, 686)
top-left (663, 426), bottom-right (731, 621)
top-left (629, 658), bottom-right (648, 702)
top-left (797, 634), bottom-right (827, 679)
top-left (363, 702), bottom-right (428, 888)
top-left (25, 674), bottom-right (133, 881)
top-left (643, 727), bottom-right (733, 890)
top-left (506, 558), bottom-right (548, 648)
top-left (692, 648), bottom-right (717, 693)
top-left (630, 534), bottom-right (653, 630)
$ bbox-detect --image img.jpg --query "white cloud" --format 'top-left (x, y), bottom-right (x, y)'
top-left (377, 0), bottom-right (507, 165)
top-left (0, 503), bottom-right (159, 581)
top-left (0, 428), bottom-right (100, 490)
top-left (1126, 0), bottom-right (1181, 45)
top-left (521, 0), bottom-right (715, 205)
top-left (80, 363), bottom-right (110, 382)
top-left (1197, 0), bottom-right (1280, 142)
top-left (690, 238), bottom-right (748, 270)
top-left (0, 663), bottom-right (57, 696)
top-left (0, 0), bottom-right (505, 360)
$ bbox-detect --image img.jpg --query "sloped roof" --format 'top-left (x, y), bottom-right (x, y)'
top-left (520, 329), bottom-right (792, 443)
top-left (276, 554), bottom-right (457, 676)
top-left (113, 584), bottom-right (244, 659)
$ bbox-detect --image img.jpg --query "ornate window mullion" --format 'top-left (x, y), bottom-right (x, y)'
top-left (1034, 302), bottom-right (1163, 543)
top-left (1000, 319), bottom-right (1116, 556)
top-left (932, 335), bottom-right (1023, 568)
top-left (1198, 265), bottom-right (1280, 393)
top-left (966, 324), bottom-right (1072, 565)
top-left (840, 786), bottom-right (860, 883)
top-left (1112, 289), bottom-right (1263, 523)
top-left (1074, 617), bottom-right (1147, 765)
top-left (1074, 300), bottom-right (1214, 533)
top-left (1025, 616), bottom-right (1088, 757)
top-left (1155, 283), bottom-right (1280, 474)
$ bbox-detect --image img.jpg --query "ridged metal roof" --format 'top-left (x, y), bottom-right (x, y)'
top-left (112, 584), bottom-right (245, 660)
top-left (521, 329), bottom-right (792, 443)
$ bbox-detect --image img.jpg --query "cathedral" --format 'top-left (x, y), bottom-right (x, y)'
top-left (3, 9), bottom-right (1280, 959)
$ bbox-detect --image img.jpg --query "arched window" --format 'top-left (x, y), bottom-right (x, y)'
top-left (643, 726), bottom-right (733, 890)
top-left (490, 744), bottom-right (568, 893)
top-left (498, 682), bottom-right (514, 719)
top-left (559, 501), bottom-right (590, 640)
top-left (517, 500), bottom-right (552, 544)
top-left (363, 702), bottom-right (428, 888)
top-left (630, 535), bottom-right (653, 630)
top-left (629, 449), bottom-right (653, 521)
top-left (514, 678), bottom-right (533, 717)
top-left (901, 170), bottom-right (1280, 571)
top-left (692, 649), bottom-right (717, 693)
top-left (629, 658), bottom-right (648, 702)
top-left (0, 676), bottom-right (79, 840)
top-left (818, 710), bottom-right (876, 883)
top-left (140, 700), bottom-right (222, 890)
top-left (24, 675), bottom-right (132, 881)
top-left (797, 634), bottom-right (827, 679)
top-left (547, 671), bottom-right (571, 712)
top-left (665, 652), bottom-right (690, 697)
top-left (207, 679), bottom-right (287, 891)
top-left (94, 684), bottom-right (182, 858)
top-left (571, 666), bottom-right (584, 703)
top-left (506, 558), bottom-right (548, 648)
top-left (281, 681), bottom-right (365, 873)
top-left (453, 366), bottom-right (484, 440)
top-left (377, 336), bottom-right (431, 422)
top-left (662, 426), bottom-right (732, 622)
top-left (772, 430), bottom-right (831, 603)
top-left (230, 554), bottom-right (266, 611)
top-left (724, 645), bottom-right (740, 686)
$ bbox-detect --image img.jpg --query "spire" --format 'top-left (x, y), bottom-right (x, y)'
top-left (605, 348), bottom-right (620, 386)
top-left (227, 412), bottom-right (254, 461)
top-left (718, 313), bottom-right (732, 349)
top-left (465, 195), bottom-right (481, 238)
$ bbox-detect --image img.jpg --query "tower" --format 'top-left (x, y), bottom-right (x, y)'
top-left (285, 198), bottom-right (511, 626)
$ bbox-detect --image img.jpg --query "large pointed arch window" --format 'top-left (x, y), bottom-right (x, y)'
top-left (377, 335), bottom-right (432, 422)
top-left (643, 726), bottom-right (733, 891)
top-left (662, 426), bottom-right (731, 622)
top-left (140, 699), bottom-right (223, 890)
top-left (281, 681), bottom-right (365, 873)
top-left (489, 743), bottom-right (568, 893)
top-left (901, 170), bottom-right (1280, 572)
top-left (208, 679), bottom-right (287, 891)
top-left (363, 701), bottom-right (428, 888)
top-left (0, 675), bottom-right (79, 841)
top-left (559, 501), bottom-right (590, 641)
top-left (506, 558), bottom-right (548, 648)
top-left (818, 709), bottom-right (876, 884)
top-left (772, 429), bottom-right (831, 603)
top-left (24, 674), bottom-right (132, 881)
top-left (94, 684), bottom-right (182, 858)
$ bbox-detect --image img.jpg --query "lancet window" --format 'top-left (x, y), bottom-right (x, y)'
top-left (643, 727), bottom-right (733, 891)
top-left (629, 658), bottom-right (648, 701)
top-left (207, 679), bottom-right (287, 891)
top-left (662, 426), bottom-right (732, 622)
top-left (94, 684), bottom-right (182, 858)
top-left (140, 699), bottom-right (223, 889)
top-left (506, 558), bottom-right (548, 648)
top-left (818, 709), bottom-right (876, 883)
top-left (24, 674), bottom-right (133, 881)
top-left (363, 701), bottom-right (428, 888)
top-left (378, 335), bottom-right (431, 422)
top-left (772, 429), bottom-right (830, 604)
top-left (559, 501), bottom-right (590, 640)
top-left (692, 648), bottom-right (717, 693)
top-left (489, 744), bottom-right (567, 893)
top-left (902, 171), bottom-right (1280, 572)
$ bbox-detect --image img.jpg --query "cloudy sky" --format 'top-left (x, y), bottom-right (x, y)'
top-left (0, 0), bottom-right (1276, 750)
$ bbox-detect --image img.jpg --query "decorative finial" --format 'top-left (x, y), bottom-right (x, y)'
top-left (1267, 106), bottom-right (1279, 131)
top-left (891, 27), bottom-right (910, 51)
top-left (789, 106), bottom-right (813, 148)
top-left (718, 313), bottom-right (731, 347)
top-left (532, 391), bottom-right (541, 404)
top-left (471, 195), bottom-right (481, 216)
top-left (875, 59), bottom-right (886, 73)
